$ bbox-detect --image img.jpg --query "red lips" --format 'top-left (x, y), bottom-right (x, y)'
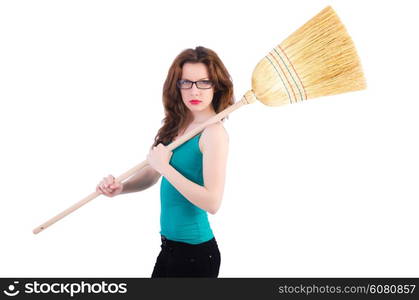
top-left (189, 100), bottom-right (202, 105)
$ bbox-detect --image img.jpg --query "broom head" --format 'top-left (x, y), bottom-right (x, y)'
top-left (250, 6), bottom-right (366, 106)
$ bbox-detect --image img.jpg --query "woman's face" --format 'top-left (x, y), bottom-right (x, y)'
top-left (179, 62), bottom-right (215, 116)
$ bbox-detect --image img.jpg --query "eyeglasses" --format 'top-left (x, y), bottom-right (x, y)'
top-left (176, 79), bottom-right (214, 89)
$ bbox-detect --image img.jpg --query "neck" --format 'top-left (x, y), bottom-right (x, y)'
top-left (189, 108), bottom-right (216, 124)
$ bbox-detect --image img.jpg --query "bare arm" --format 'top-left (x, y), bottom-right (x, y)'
top-left (121, 164), bottom-right (161, 194)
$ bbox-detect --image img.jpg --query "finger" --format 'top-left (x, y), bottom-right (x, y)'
top-left (100, 180), bottom-right (111, 192)
top-left (102, 185), bottom-right (111, 195)
top-left (104, 182), bottom-right (112, 190)
top-left (98, 185), bottom-right (105, 194)
top-left (99, 183), bottom-right (107, 192)
top-left (98, 182), bottom-right (110, 196)
top-left (105, 181), bottom-right (113, 192)
top-left (111, 182), bottom-right (119, 188)
top-left (109, 180), bottom-right (119, 190)
top-left (100, 181), bottom-right (107, 190)
top-left (108, 178), bottom-right (116, 190)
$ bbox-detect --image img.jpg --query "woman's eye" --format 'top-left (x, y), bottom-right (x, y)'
top-left (198, 80), bottom-right (213, 87)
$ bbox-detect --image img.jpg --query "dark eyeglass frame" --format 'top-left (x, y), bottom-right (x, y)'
top-left (176, 79), bottom-right (214, 89)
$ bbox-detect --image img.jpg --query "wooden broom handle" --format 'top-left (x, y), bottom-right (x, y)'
top-left (32, 91), bottom-right (257, 234)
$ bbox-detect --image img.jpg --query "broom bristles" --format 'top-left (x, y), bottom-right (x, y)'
top-left (252, 6), bottom-right (366, 106)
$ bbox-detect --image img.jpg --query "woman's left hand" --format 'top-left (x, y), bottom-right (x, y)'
top-left (147, 144), bottom-right (173, 174)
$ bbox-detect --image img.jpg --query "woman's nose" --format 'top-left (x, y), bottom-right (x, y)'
top-left (190, 84), bottom-right (200, 94)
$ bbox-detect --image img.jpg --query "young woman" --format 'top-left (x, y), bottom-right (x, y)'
top-left (96, 46), bottom-right (234, 277)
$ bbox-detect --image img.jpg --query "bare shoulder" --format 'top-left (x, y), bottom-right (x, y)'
top-left (199, 121), bottom-right (229, 153)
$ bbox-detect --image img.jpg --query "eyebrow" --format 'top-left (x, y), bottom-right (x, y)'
top-left (181, 77), bottom-right (210, 81)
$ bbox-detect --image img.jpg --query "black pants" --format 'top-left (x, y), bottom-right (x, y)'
top-left (151, 235), bottom-right (221, 277)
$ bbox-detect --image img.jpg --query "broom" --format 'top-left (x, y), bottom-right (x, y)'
top-left (33, 6), bottom-right (366, 234)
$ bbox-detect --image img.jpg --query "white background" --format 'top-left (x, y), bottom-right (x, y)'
top-left (1, 0), bottom-right (418, 277)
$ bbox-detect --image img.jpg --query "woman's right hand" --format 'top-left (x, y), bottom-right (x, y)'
top-left (96, 174), bottom-right (123, 197)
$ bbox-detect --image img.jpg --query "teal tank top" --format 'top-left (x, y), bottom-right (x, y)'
top-left (159, 132), bottom-right (214, 244)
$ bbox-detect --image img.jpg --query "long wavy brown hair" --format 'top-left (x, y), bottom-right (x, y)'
top-left (152, 46), bottom-right (234, 147)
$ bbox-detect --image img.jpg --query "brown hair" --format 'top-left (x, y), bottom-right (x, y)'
top-left (152, 46), bottom-right (234, 147)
